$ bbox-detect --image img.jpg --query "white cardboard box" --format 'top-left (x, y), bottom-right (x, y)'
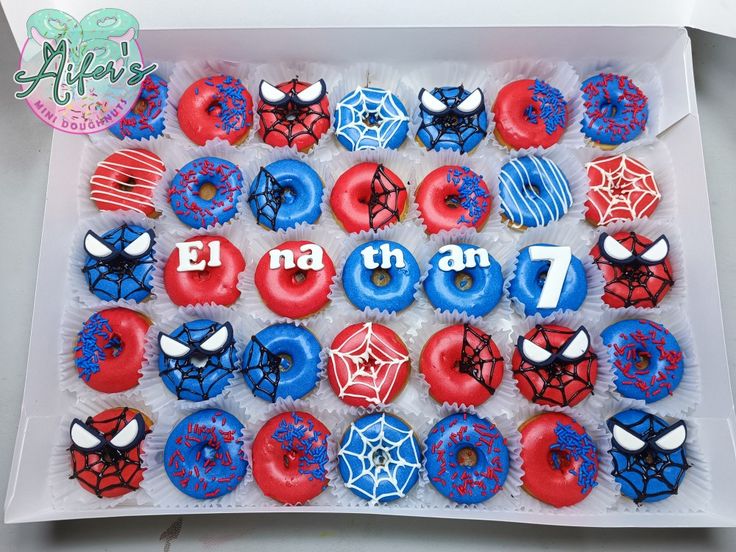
top-left (3, 1), bottom-right (736, 526)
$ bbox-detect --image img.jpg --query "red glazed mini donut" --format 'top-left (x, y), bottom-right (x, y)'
top-left (590, 231), bottom-right (674, 308)
top-left (520, 412), bottom-right (599, 508)
top-left (164, 235), bottom-right (245, 307)
top-left (327, 322), bottom-right (410, 407)
top-left (512, 324), bottom-right (597, 408)
top-left (420, 324), bottom-right (504, 407)
top-left (177, 75), bottom-right (254, 146)
top-left (74, 307), bottom-right (151, 393)
top-left (493, 79), bottom-right (567, 150)
top-left (257, 79), bottom-right (330, 152)
top-left (416, 166), bottom-right (491, 234)
top-left (331, 162), bottom-right (407, 233)
top-left (252, 411), bottom-right (331, 505)
top-left (255, 240), bottom-right (335, 318)
top-left (89, 149), bottom-right (165, 216)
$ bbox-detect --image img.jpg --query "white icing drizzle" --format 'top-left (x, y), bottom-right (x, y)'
top-left (328, 322), bottom-right (409, 405)
top-left (89, 149), bottom-right (165, 213)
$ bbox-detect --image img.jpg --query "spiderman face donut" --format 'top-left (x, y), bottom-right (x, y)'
top-left (82, 224), bottom-right (155, 302)
top-left (257, 79), bottom-right (330, 152)
top-left (585, 154), bottom-right (661, 226)
top-left (607, 409), bottom-right (689, 503)
top-left (415, 165), bottom-right (491, 234)
top-left (512, 324), bottom-right (598, 408)
top-left (492, 79), bottom-right (567, 150)
top-left (416, 86), bottom-right (488, 154)
top-left (163, 235), bottom-right (246, 307)
top-left (89, 149), bottom-right (165, 217)
top-left (177, 75), bottom-right (254, 146)
top-left (109, 73), bottom-right (168, 140)
top-left (580, 73), bottom-right (648, 148)
top-left (590, 231), bottom-right (674, 308)
top-left (69, 407), bottom-right (150, 498)
top-left (158, 319), bottom-right (238, 402)
top-left (420, 323), bottom-right (504, 407)
top-left (327, 322), bottom-right (410, 408)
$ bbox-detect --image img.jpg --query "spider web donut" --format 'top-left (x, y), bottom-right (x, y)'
top-left (586, 155), bottom-right (661, 225)
top-left (334, 88), bottom-right (409, 150)
top-left (368, 164), bottom-right (405, 230)
top-left (459, 324), bottom-right (504, 394)
top-left (242, 335), bottom-right (283, 402)
top-left (339, 414), bottom-right (421, 503)
top-left (328, 323), bottom-right (410, 406)
top-left (248, 167), bottom-right (284, 229)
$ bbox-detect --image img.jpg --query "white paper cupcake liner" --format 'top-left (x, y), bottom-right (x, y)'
top-left (488, 59), bottom-right (585, 151)
top-left (48, 393), bottom-right (156, 509)
top-left (164, 59), bottom-right (260, 149)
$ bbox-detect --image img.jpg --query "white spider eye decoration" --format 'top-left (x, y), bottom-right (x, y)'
top-left (70, 420), bottom-right (104, 451)
top-left (639, 236), bottom-right (669, 264)
top-left (559, 327), bottom-right (590, 361)
top-left (653, 422), bottom-right (687, 452)
top-left (611, 423), bottom-right (647, 453)
top-left (419, 88), bottom-right (448, 114)
top-left (108, 415), bottom-right (144, 451)
top-left (122, 230), bottom-right (153, 258)
top-left (601, 234), bottom-right (634, 262)
top-left (520, 339), bottom-right (553, 364)
top-left (296, 79), bottom-right (327, 104)
top-left (259, 80), bottom-right (287, 104)
top-left (199, 323), bottom-right (232, 353)
top-left (84, 231), bottom-right (114, 259)
top-left (159, 333), bottom-right (191, 358)
top-left (455, 88), bottom-right (483, 114)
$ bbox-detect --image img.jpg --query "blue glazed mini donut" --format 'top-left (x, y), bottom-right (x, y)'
top-left (423, 243), bottom-right (503, 317)
top-left (338, 412), bottom-right (422, 504)
top-left (242, 323), bottom-right (321, 402)
top-left (601, 319), bottom-right (684, 403)
top-left (498, 155), bottom-right (573, 229)
top-left (168, 157), bottom-right (244, 229)
top-left (248, 159), bottom-right (324, 231)
top-left (82, 223), bottom-right (155, 302)
top-left (509, 244), bottom-right (587, 317)
top-left (333, 87), bottom-right (409, 151)
top-left (164, 408), bottom-right (248, 499)
top-left (581, 73), bottom-right (648, 147)
top-left (416, 85), bottom-right (488, 154)
top-left (158, 319), bottom-right (238, 402)
top-left (342, 240), bottom-right (420, 313)
top-left (425, 413), bottom-right (510, 504)
top-left (109, 74), bottom-right (168, 140)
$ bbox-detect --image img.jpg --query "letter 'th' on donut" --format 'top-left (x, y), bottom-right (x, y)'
top-left (255, 240), bottom-right (336, 319)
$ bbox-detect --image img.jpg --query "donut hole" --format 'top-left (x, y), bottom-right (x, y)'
top-left (279, 186), bottom-right (297, 204)
top-left (444, 195), bottom-right (461, 209)
top-left (119, 177), bottom-right (136, 192)
top-left (635, 352), bottom-right (651, 371)
top-left (282, 450), bottom-right (298, 468)
top-left (643, 450), bottom-right (657, 466)
top-left (207, 101), bottom-right (223, 117)
top-left (105, 334), bottom-right (124, 358)
top-left (133, 99), bottom-right (148, 115)
top-left (372, 448), bottom-right (389, 467)
top-left (194, 268), bottom-right (212, 282)
top-left (371, 268), bottom-right (392, 288)
top-left (601, 103), bottom-right (618, 117)
top-left (362, 111), bottom-right (383, 128)
top-left (524, 183), bottom-right (541, 197)
top-left (456, 447), bottom-right (478, 468)
top-left (548, 449), bottom-right (572, 472)
top-left (190, 352), bottom-right (209, 368)
top-left (277, 353), bottom-right (293, 372)
top-left (285, 111), bottom-right (299, 122)
top-left (454, 271), bottom-right (474, 292)
top-left (292, 270), bottom-right (307, 285)
top-left (536, 270), bottom-right (548, 288)
top-left (198, 182), bottom-right (218, 201)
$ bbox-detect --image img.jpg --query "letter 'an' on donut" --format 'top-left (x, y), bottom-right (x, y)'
top-left (519, 412), bottom-right (599, 508)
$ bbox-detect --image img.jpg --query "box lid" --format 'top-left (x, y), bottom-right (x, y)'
top-left (2, 0), bottom-right (736, 50)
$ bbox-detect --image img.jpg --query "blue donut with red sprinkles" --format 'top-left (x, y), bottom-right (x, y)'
top-left (424, 412), bottom-right (510, 504)
top-left (168, 157), bottom-right (244, 228)
top-left (164, 409), bottom-right (248, 499)
top-left (109, 74), bottom-right (168, 140)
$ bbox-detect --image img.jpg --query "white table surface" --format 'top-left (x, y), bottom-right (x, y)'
top-left (1, 10), bottom-right (735, 550)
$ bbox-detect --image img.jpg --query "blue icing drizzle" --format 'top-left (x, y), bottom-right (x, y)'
top-left (529, 79), bottom-right (567, 135)
top-left (550, 422), bottom-right (598, 495)
top-left (272, 412), bottom-right (329, 481)
top-left (74, 312), bottom-right (114, 381)
top-left (498, 155), bottom-right (572, 228)
top-left (333, 87), bottom-right (409, 151)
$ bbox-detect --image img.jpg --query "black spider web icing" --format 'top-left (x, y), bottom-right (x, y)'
top-left (515, 325), bottom-right (596, 407)
top-left (417, 86), bottom-right (487, 154)
top-left (609, 415), bottom-right (690, 504)
top-left (258, 79), bottom-right (328, 146)
top-left (248, 166), bottom-right (283, 229)
top-left (159, 323), bottom-right (236, 401)
top-left (69, 407), bottom-right (148, 498)
top-left (368, 164), bottom-right (405, 230)
top-left (243, 335), bottom-right (282, 402)
top-left (458, 324), bottom-right (503, 394)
